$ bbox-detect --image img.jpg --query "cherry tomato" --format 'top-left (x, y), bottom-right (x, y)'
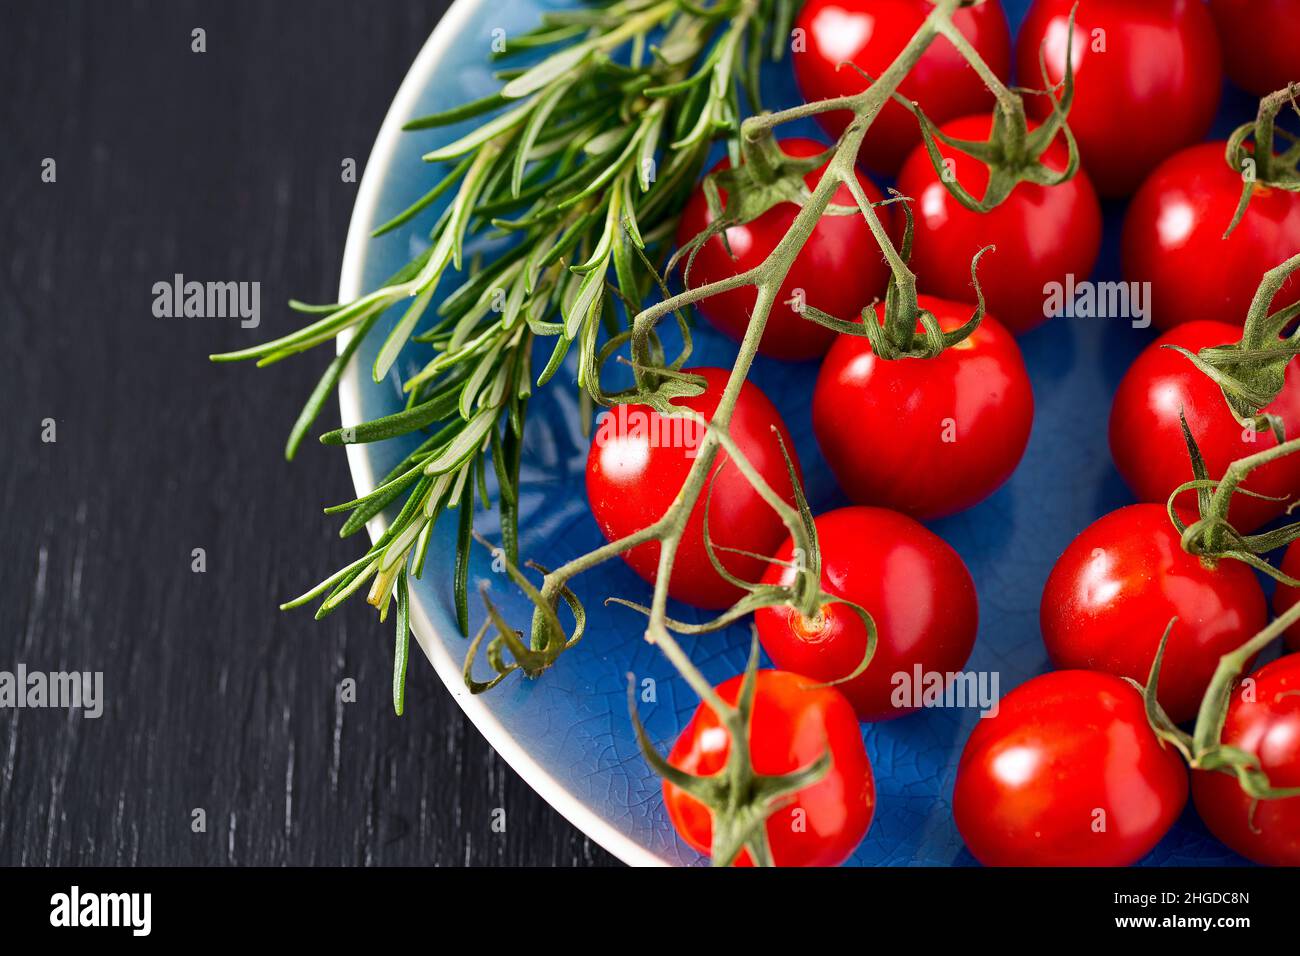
top-left (1192, 654), bottom-right (1300, 865)
top-left (675, 137), bottom-right (892, 362)
top-left (1016, 0), bottom-right (1222, 197)
top-left (1040, 504), bottom-right (1267, 724)
top-left (813, 296), bottom-right (1033, 518)
top-left (1209, 0), bottom-right (1300, 95)
top-left (664, 669), bottom-right (875, 866)
top-left (895, 113), bottom-right (1102, 336)
top-left (586, 367), bottom-right (800, 609)
top-left (1109, 320), bottom-right (1300, 533)
top-left (1122, 142), bottom-right (1300, 332)
top-left (954, 669), bottom-right (1188, 866)
top-left (792, 0), bottom-right (1012, 175)
top-left (1270, 541), bottom-right (1300, 654)
top-left (755, 506), bottom-right (978, 721)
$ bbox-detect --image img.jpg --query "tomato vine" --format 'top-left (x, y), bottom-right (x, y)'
top-left (1143, 84), bottom-right (1300, 814)
top-left (217, 0), bottom-right (1091, 866)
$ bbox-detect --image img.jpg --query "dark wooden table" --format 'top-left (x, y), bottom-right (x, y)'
top-left (0, 0), bottom-right (615, 866)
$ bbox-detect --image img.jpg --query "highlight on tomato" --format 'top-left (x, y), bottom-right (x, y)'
top-left (1039, 504), bottom-right (1267, 724)
top-left (675, 137), bottom-right (893, 361)
top-left (1109, 320), bottom-right (1300, 533)
top-left (1192, 653), bottom-right (1300, 866)
top-left (585, 367), bottom-right (799, 610)
top-left (755, 506), bottom-right (979, 722)
top-left (953, 670), bottom-right (1189, 866)
top-left (792, 0), bottom-right (1011, 175)
top-left (663, 669), bottom-right (875, 866)
top-left (894, 113), bottom-right (1102, 336)
top-left (1209, 0), bottom-right (1300, 96)
top-left (1121, 142), bottom-right (1300, 332)
top-left (1016, 0), bottom-right (1222, 198)
top-left (813, 296), bottom-right (1033, 519)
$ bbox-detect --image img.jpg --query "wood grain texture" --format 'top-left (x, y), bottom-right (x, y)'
top-left (0, 0), bottom-right (616, 867)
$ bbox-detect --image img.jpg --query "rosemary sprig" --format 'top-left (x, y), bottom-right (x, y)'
top-left (214, 0), bottom-right (796, 711)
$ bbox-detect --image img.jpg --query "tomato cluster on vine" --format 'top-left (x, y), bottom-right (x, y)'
top-left (581, 0), bottom-right (1300, 868)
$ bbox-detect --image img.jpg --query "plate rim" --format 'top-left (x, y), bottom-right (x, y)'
top-left (334, 0), bottom-right (669, 868)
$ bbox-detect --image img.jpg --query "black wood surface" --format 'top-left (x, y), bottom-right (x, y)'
top-left (0, 0), bottom-right (616, 866)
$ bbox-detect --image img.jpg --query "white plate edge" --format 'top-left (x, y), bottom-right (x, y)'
top-left (334, 0), bottom-right (670, 869)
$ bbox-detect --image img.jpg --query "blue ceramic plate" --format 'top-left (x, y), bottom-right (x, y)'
top-left (337, 0), bottom-right (1260, 865)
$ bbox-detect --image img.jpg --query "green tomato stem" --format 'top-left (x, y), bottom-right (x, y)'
top-left (531, 0), bottom-right (972, 723)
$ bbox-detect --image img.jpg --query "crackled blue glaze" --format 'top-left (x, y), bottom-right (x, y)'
top-left (350, 0), bottom-right (1258, 864)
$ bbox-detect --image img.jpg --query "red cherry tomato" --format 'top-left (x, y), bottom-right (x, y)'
top-left (755, 506), bottom-right (978, 721)
top-left (954, 670), bottom-right (1189, 866)
top-left (1192, 654), bottom-right (1300, 866)
top-left (663, 669), bottom-right (875, 866)
top-left (585, 367), bottom-right (799, 609)
top-left (1209, 0), bottom-right (1300, 95)
top-left (813, 296), bottom-right (1033, 518)
top-left (895, 113), bottom-right (1102, 336)
top-left (1016, 0), bottom-right (1222, 197)
top-left (1122, 142), bottom-right (1300, 332)
top-left (675, 138), bottom-right (892, 361)
top-left (1109, 320), bottom-right (1300, 533)
top-left (1270, 541), bottom-right (1300, 654)
top-left (792, 0), bottom-right (1011, 175)
top-left (1040, 504), bottom-right (1267, 724)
